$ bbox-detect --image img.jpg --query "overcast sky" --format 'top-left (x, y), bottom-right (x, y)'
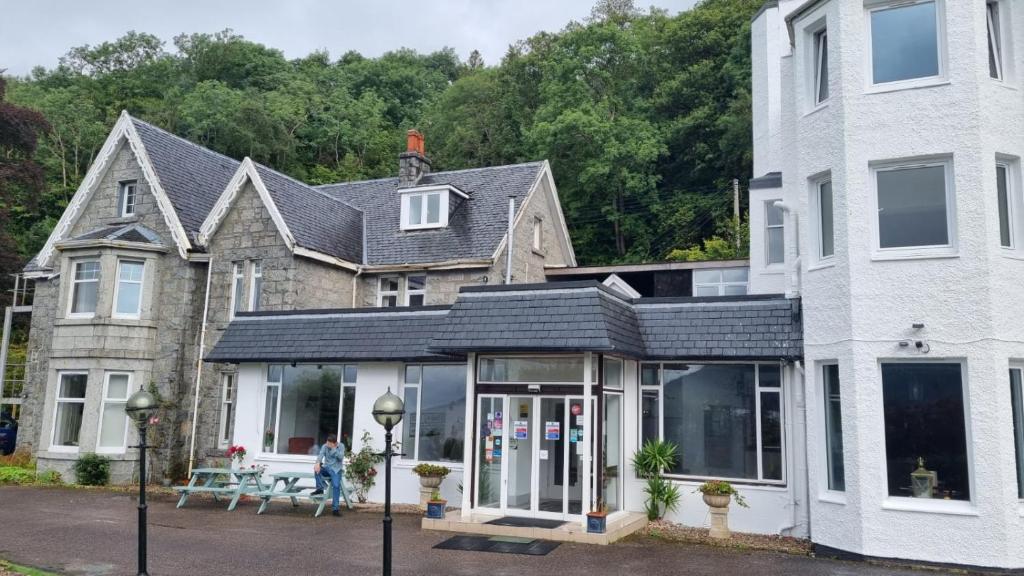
top-left (1, 0), bottom-right (700, 76)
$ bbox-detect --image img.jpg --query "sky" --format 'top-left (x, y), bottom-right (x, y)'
top-left (1, 0), bottom-right (700, 76)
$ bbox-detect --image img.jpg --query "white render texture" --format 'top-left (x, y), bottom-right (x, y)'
top-left (752, 0), bottom-right (1024, 569)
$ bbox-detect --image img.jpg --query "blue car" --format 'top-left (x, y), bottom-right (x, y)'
top-left (0, 416), bottom-right (17, 455)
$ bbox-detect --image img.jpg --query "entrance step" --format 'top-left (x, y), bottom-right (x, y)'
top-left (422, 511), bottom-right (648, 545)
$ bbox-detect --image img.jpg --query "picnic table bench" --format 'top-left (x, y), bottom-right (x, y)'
top-left (256, 471), bottom-right (355, 517)
top-left (173, 467), bottom-right (264, 511)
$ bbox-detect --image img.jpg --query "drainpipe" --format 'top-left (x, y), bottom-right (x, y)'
top-left (505, 197), bottom-right (515, 284)
top-left (351, 266), bottom-right (363, 308)
top-left (187, 256), bottom-right (214, 477)
top-left (779, 360), bottom-right (809, 537)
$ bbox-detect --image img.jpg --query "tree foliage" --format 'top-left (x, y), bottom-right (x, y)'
top-left (3, 0), bottom-right (759, 268)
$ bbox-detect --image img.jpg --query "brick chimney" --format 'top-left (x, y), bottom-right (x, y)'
top-left (399, 129), bottom-right (431, 185)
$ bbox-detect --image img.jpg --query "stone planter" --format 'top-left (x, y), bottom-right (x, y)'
top-left (702, 493), bottom-right (732, 539)
top-left (586, 511), bottom-right (608, 534)
top-left (425, 500), bottom-right (447, 519)
top-left (418, 476), bottom-right (444, 510)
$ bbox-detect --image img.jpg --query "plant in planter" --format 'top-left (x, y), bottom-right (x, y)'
top-left (632, 440), bottom-right (681, 521)
top-left (587, 499), bottom-right (609, 534)
top-left (696, 480), bottom-right (748, 539)
top-left (425, 489), bottom-right (447, 519)
top-left (226, 445), bottom-right (247, 467)
top-left (412, 463), bottom-right (451, 510)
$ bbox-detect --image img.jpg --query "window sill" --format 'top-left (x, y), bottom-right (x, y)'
top-left (662, 476), bottom-right (787, 491)
top-left (870, 250), bottom-right (959, 262)
top-left (761, 267), bottom-right (786, 275)
top-left (532, 248), bottom-right (546, 258)
top-left (395, 460), bottom-right (464, 470)
top-left (1000, 252), bottom-right (1024, 262)
top-left (881, 497), bottom-right (977, 516)
top-left (818, 491), bottom-right (846, 505)
top-left (802, 101), bottom-right (829, 119)
top-left (806, 260), bottom-right (836, 272)
top-left (865, 78), bottom-right (950, 95)
top-left (56, 317), bottom-right (158, 329)
top-left (256, 453), bottom-right (317, 464)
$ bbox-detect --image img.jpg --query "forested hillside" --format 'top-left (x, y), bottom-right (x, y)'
top-left (0, 0), bottom-right (760, 271)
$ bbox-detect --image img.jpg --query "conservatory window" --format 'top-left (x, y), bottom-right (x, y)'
top-left (402, 364), bottom-right (467, 462)
top-left (262, 364), bottom-right (358, 455)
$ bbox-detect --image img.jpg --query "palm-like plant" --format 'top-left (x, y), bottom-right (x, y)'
top-left (632, 440), bottom-right (681, 520)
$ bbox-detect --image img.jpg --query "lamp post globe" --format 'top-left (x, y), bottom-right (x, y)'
top-left (373, 388), bottom-right (404, 576)
top-left (125, 388), bottom-right (158, 576)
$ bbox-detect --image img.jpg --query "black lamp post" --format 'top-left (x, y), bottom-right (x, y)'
top-left (125, 388), bottom-right (158, 576)
top-left (372, 388), bottom-right (404, 576)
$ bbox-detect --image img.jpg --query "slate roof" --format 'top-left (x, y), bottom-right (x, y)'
top-left (316, 162), bottom-right (545, 265)
top-left (205, 307), bottom-right (457, 363)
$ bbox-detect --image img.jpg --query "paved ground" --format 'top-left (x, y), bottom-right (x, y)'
top-left (0, 486), bottom-right (959, 576)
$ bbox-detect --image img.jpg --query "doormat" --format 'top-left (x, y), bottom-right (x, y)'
top-left (434, 535), bottom-right (560, 556)
top-left (485, 516), bottom-right (566, 529)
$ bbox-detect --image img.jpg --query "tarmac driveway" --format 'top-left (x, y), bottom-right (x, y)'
top-left (0, 486), bottom-right (958, 576)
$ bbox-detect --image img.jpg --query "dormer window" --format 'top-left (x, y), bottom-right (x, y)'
top-left (119, 181), bottom-right (137, 217)
top-left (399, 185), bottom-right (468, 231)
top-left (407, 192), bottom-right (442, 228)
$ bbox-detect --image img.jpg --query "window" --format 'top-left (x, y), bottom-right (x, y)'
top-left (533, 217), bottom-right (544, 252)
top-left (119, 181), bottom-right (137, 217)
top-left (219, 373), bottom-right (235, 448)
top-left (262, 364), bottom-right (358, 455)
top-left (68, 260), bottom-right (100, 317)
top-left (478, 356), bottom-right (585, 383)
top-left (766, 200), bottom-right (785, 265)
top-left (404, 192), bottom-right (442, 229)
top-left (644, 363), bottom-right (784, 482)
top-left (882, 363), bottom-right (969, 500)
top-left (693, 268), bottom-right (749, 297)
top-left (405, 275), bottom-right (426, 306)
top-left (874, 161), bottom-right (953, 251)
top-left (52, 372), bottom-right (87, 450)
top-left (816, 180), bottom-right (835, 259)
top-left (378, 276), bottom-right (400, 307)
top-left (402, 364), bottom-right (467, 462)
top-left (814, 28), bottom-right (829, 104)
top-left (113, 260), bottom-right (144, 318)
top-left (230, 262), bottom-right (245, 319)
top-left (97, 373), bottom-right (130, 452)
top-left (1011, 367), bottom-right (1024, 499)
top-left (988, 1), bottom-right (1004, 80)
top-left (869, 1), bottom-right (941, 86)
top-left (822, 364), bottom-right (845, 491)
top-left (604, 357), bottom-right (623, 389)
top-left (997, 162), bottom-right (1013, 248)
top-left (249, 261), bottom-right (263, 312)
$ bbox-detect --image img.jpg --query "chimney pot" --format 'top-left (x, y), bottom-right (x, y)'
top-left (406, 129), bottom-right (425, 155)
top-left (399, 129), bottom-right (430, 185)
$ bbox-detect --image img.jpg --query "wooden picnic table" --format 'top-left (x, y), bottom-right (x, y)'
top-left (256, 471), bottom-right (354, 517)
top-left (173, 468), bottom-right (265, 511)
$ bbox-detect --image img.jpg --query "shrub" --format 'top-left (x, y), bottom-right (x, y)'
top-left (0, 466), bottom-right (36, 485)
top-left (74, 453), bottom-right (111, 486)
top-left (412, 463), bottom-right (450, 478)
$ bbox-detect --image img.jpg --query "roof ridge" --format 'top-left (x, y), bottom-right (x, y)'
top-left (314, 160), bottom-right (546, 191)
top-left (128, 114), bottom-right (241, 167)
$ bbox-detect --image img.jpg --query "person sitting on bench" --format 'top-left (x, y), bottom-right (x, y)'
top-left (311, 434), bottom-right (346, 516)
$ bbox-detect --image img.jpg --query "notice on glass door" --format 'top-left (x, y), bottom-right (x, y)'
top-left (514, 421), bottom-right (528, 440)
top-left (545, 422), bottom-right (561, 440)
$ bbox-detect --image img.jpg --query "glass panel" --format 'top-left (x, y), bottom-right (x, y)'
top-left (116, 263), bottom-right (143, 316)
top-left (871, 1), bottom-right (939, 84)
top-left (507, 397), bottom-right (533, 510)
top-left (407, 275), bottom-right (426, 291)
top-left (760, 391), bottom-right (783, 481)
top-left (343, 365), bottom-right (358, 384)
top-left (567, 398), bottom-right (584, 515)
top-left (263, 385), bottom-right (279, 451)
top-left (267, 365), bottom-right (283, 383)
top-left (275, 365), bottom-right (342, 455)
top-left (59, 374), bottom-right (88, 398)
top-left (427, 193), bottom-right (441, 223)
top-left (877, 165), bottom-right (949, 248)
top-left (663, 364), bottom-right (758, 478)
top-left (408, 294), bottom-right (425, 306)
top-left (723, 268), bottom-right (749, 283)
top-left (816, 30), bottom-right (829, 101)
top-left (767, 202), bottom-right (784, 227)
top-left (759, 365), bottom-right (781, 388)
top-left (251, 261), bottom-right (263, 312)
top-left (767, 227), bottom-right (785, 264)
top-left (341, 386), bottom-right (356, 450)
top-left (477, 397), bottom-right (504, 508)
top-left (409, 195), bottom-right (423, 225)
top-left (824, 364), bottom-right (845, 491)
top-left (723, 285), bottom-right (747, 296)
top-left (416, 365), bottom-right (467, 462)
top-left (998, 165), bottom-right (1012, 247)
top-left (405, 365), bottom-right (421, 384)
top-left (233, 264), bottom-right (245, 314)
top-left (71, 263), bottom-right (99, 315)
top-left (988, 3), bottom-right (1002, 79)
top-left (107, 374), bottom-right (130, 399)
top-left (693, 270), bottom-right (721, 284)
top-left (402, 387), bottom-right (419, 459)
top-left (694, 285), bottom-right (720, 297)
top-left (882, 363), bottom-right (969, 500)
top-left (75, 261), bottom-right (100, 281)
top-left (641, 389), bottom-right (659, 446)
top-left (641, 364), bottom-right (659, 388)
top-left (603, 394), bottom-right (622, 513)
top-left (1011, 369), bottom-right (1024, 499)
top-left (54, 402), bottom-right (85, 447)
top-left (819, 181), bottom-right (834, 258)
top-left (479, 356), bottom-right (585, 383)
top-left (99, 401), bottom-right (127, 448)
top-left (603, 358), bottom-right (623, 389)
top-left (119, 261), bottom-right (143, 282)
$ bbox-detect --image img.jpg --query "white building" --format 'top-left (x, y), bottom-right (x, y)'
top-left (749, 0), bottom-right (1024, 569)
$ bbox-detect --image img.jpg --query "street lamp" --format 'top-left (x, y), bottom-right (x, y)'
top-left (372, 388), bottom-right (404, 576)
top-left (125, 389), bottom-right (158, 576)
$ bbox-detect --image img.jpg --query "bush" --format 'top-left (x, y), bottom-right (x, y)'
top-left (0, 466), bottom-right (36, 485)
top-left (74, 453), bottom-right (111, 486)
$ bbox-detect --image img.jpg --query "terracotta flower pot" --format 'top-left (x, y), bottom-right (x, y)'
top-left (702, 493), bottom-right (732, 509)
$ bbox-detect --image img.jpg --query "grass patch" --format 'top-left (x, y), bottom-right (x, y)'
top-left (0, 559), bottom-right (60, 576)
top-left (0, 467), bottom-right (35, 486)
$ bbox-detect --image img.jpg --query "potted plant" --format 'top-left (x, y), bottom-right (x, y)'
top-left (631, 439), bottom-right (681, 521)
top-left (412, 463), bottom-right (450, 510)
top-left (226, 445), bottom-right (247, 467)
top-left (425, 489), bottom-right (447, 519)
top-left (587, 500), bottom-right (609, 534)
top-left (696, 480), bottom-right (748, 539)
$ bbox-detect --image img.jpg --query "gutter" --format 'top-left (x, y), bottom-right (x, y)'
top-left (187, 255), bottom-right (214, 476)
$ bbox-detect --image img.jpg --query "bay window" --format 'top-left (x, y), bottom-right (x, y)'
top-left (52, 372), bottom-right (87, 450)
top-left (402, 364), bottom-right (467, 462)
top-left (869, 0), bottom-right (942, 86)
top-left (68, 260), bottom-right (100, 317)
top-left (113, 260), bottom-right (144, 318)
top-left (97, 373), bottom-right (130, 452)
top-left (262, 364), bottom-right (358, 455)
top-left (822, 363), bottom-right (845, 491)
top-left (873, 160), bottom-right (954, 253)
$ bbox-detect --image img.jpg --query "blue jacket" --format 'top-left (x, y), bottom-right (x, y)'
top-left (316, 443), bottom-right (346, 474)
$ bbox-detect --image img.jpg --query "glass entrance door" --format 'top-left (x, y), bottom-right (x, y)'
top-left (537, 396), bottom-right (584, 516)
top-left (476, 396), bottom-right (504, 510)
top-left (506, 396), bottom-right (534, 511)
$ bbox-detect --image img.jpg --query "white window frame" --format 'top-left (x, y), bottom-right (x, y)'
top-left (400, 189), bottom-right (446, 230)
top-left (96, 372), bottom-right (132, 454)
top-left (810, 176), bottom-right (835, 264)
top-left (996, 158), bottom-right (1018, 250)
top-left (378, 276), bottom-right (400, 307)
top-left (249, 260), bottom-right (263, 312)
top-left (229, 262), bottom-right (245, 320)
top-left (813, 27), bottom-right (829, 105)
top-left (765, 199), bottom-right (785, 266)
top-left (819, 362), bottom-right (845, 497)
top-left (404, 275), bottom-right (426, 306)
top-left (119, 181), bottom-right (138, 217)
top-left (1010, 364), bottom-right (1024, 501)
top-left (112, 259), bottom-right (145, 319)
top-left (869, 157), bottom-right (957, 260)
top-left (67, 259), bottom-right (101, 319)
top-left (259, 364), bottom-right (357, 457)
top-left (865, 0), bottom-right (947, 93)
top-left (400, 363), bottom-right (466, 464)
top-left (988, 1), bottom-right (1004, 81)
top-left (533, 216), bottom-right (544, 252)
top-left (50, 371), bottom-right (88, 453)
top-left (218, 372), bottom-right (236, 449)
top-left (692, 268), bottom-right (749, 296)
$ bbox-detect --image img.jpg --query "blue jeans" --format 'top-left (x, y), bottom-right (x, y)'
top-left (316, 467), bottom-right (342, 511)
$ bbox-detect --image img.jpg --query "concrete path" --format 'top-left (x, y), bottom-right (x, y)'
top-left (0, 486), bottom-right (957, 576)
